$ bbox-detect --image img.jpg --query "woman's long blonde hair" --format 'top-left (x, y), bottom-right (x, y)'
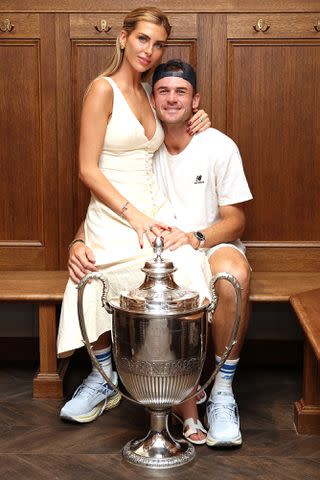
top-left (100, 7), bottom-right (171, 79)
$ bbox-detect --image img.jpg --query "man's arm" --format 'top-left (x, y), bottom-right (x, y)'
top-left (162, 204), bottom-right (246, 251)
top-left (68, 221), bottom-right (97, 283)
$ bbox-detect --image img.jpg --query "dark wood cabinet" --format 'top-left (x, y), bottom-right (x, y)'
top-left (0, 13), bottom-right (59, 269)
top-left (225, 14), bottom-right (320, 270)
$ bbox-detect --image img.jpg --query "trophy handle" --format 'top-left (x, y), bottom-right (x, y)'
top-left (77, 272), bottom-right (140, 405)
top-left (180, 272), bottom-right (242, 404)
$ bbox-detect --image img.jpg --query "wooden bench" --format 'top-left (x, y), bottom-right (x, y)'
top-left (290, 288), bottom-right (320, 435)
top-left (0, 271), bottom-right (68, 399)
top-left (1, 270), bottom-right (320, 412)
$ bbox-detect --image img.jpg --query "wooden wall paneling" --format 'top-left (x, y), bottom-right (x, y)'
top-left (166, 14), bottom-right (197, 38)
top-left (0, 40), bottom-right (42, 245)
top-left (70, 13), bottom-right (124, 37)
top-left (162, 15), bottom-right (197, 64)
top-left (228, 14), bottom-right (320, 38)
top-left (0, 28), bottom-right (46, 269)
top-left (162, 40), bottom-right (197, 67)
top-left (1, 1), bottom-right (320, 14)
top-left (40, 14), bottom-right (59, 269)
top-left (0, 13), bottom-right (40, 36)
top-left (246, 247), bottom-right (320, 272)
top-left (226, 38), bottom-right (320, 270)
top-left (56, 14), bottom-right (74, 268)
top-left (201, 14), bottom-right (227, 132)
top-left (0, 248), bottom-right (44, 270)
top-left (69, 13), bottom-right (197, 38)
top-left (0, 13), bottom-right (59, 270)
top-left (196, 14), bottom-right (213, 123)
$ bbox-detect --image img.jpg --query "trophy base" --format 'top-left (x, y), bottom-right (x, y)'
top-left (122, 429), bottom-right (195, 469)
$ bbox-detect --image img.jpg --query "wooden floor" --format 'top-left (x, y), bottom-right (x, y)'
top-left (1, 358), bottom-right (320, 480)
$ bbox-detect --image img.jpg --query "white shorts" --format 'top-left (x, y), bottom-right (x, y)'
top-left (203, 241), bottom-right (251, 269)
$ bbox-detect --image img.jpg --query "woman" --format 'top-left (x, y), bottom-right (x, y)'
top-left (58, 7), bottom-right (210, 444)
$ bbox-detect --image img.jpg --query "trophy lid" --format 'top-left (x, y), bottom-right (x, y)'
top-left (118, 237), bottom-right (200, 313)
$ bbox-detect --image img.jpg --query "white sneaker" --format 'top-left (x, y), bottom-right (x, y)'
top-left (60, 371), bottom-right (121, 423)
top-left (205, 391), bottom-right (242, 447)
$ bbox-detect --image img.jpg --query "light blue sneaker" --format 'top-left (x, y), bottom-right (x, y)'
top-left (205, 391), bottom-right (242, 447)
top-left (60, 371), bottom-right (121, 423)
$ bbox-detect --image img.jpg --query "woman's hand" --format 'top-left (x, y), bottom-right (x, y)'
top-left (187, 109), bottom-right (211, 135)
top-left (68, 242), bottom-right (97, 283)
top-left (125, 206), bottom-right (171, 248)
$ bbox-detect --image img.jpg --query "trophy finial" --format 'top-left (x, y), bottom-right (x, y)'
top-left (153, 236), bottom-right (163, 261)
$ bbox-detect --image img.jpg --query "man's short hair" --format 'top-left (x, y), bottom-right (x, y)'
top-left (152, 59), bottom-right (197, 93)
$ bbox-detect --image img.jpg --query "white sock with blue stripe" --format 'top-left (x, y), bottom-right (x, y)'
top-left (210, 355), bottom-right (239, 400)
top-left (92, 346), bottom-right (113, 381)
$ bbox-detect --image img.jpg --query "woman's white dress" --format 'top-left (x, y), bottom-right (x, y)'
top-left (57, 77), bottom-right (211, 356)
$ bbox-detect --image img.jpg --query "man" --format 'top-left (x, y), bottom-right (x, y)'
top-left (64, 60), bottom-right (252, 447)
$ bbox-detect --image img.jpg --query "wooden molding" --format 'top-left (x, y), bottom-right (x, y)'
top-left (1, 1), bottom-right (320, 14)
top-left (294, 399), bottom-right (320, 434)
top-left (33, 359), bottom-right (69, 399)
top-left (245, 241), bottom-right (320, 248)
top-left (0, 241), bottom-right (43, 247)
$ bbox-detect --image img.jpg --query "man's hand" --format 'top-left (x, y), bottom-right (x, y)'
top-left (162, 226), bottom-right (199, 251)
top-left (68, 241), bottom-right (97, 283)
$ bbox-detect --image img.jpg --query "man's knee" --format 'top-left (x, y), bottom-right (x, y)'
top-left (227, 260), bottom-right (250, 293)
top-left (209, 248), bottom-right (251, 293)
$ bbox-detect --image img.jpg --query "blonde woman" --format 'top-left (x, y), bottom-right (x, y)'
top-left (58, 7), bottom-right (211, 444)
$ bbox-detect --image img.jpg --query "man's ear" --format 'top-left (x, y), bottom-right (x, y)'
top-left (150, 92), bottom-right (156, 109)
top-left (192, 92), bottom-right (200, 111)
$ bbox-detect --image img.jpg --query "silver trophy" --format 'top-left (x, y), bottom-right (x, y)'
top-left (77, 237), bottom-right (241, 469)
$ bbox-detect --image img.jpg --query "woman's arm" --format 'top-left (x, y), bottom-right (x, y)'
top-left (78, 78), bottom-right (169, 247)
top-left (78, 78), bottom-right (129, 214)
top-left (67, 221), bottom-right (97, 283)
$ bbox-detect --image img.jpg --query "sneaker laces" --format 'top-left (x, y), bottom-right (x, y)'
top-left (207, 392), bottom-right (238, 424)
top-left (72, 373), bottom-right (115, 399)
top-left (209, 403), bottom-right (238, 423)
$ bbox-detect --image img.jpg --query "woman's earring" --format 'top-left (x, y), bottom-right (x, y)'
top-left (120, 42), bottom-right (125, 50)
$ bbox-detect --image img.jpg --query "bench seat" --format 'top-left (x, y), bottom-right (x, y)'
top-left (290, 288), bottom-right (320, 434)
top-left (1, 270), bottom-right (320, 302)
top-left (0, 271), bottom-right (68, 399)
top-left (1, 270), bottom-right (320, 401)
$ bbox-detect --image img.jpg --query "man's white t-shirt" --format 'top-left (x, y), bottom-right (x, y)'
top-left (153, 128), bottom-right (253, 251)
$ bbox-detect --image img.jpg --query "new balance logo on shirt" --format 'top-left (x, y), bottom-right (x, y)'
top-left (194, 175), bottom-right (204, 184)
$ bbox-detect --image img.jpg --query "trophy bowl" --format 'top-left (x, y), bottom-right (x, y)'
top-left (77, 237), bottom-right (241, 469)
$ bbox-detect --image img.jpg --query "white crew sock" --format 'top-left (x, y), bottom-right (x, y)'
top-left (92, 346), bottom-right (113, 381)
top-left (210, 355), bottom-right (239, 399)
